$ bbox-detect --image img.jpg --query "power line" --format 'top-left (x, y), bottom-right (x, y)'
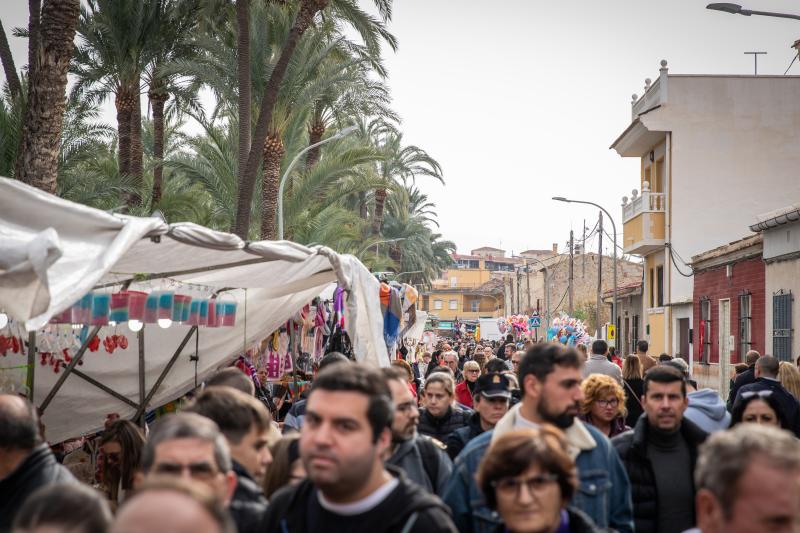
top-left (666, 243), bottom-right (694, 278)
top-left (785, 53), bottom-right (798, 75)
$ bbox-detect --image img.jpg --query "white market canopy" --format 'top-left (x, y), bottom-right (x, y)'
top-left (0, 177), bottom-right (387, 443)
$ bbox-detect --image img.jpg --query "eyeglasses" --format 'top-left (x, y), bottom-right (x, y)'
top-left (741, 390), bottom-right (773, 399)
top-left (467, 369), bottom-right (481, 374)
top-left (597, 398), bottom-right (619, 408)
top-left (153, 461), bottom-right (220, 481)
top-left (492, 473), bottom-right (559, 499)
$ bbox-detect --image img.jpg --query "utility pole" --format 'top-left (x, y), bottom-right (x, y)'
top-left (525, 262), bottom-right (531, 312)
top-left (582, 219), bottom-right (586, 278)
top-left (596, 211), bottom-right (603, 337)
top-left (516, 268), bottom-right (521, 314)
top-left (568, 230), bottom-right (574, 315)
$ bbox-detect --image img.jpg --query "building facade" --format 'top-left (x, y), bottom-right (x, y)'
top-left (750, 205), bottom-right (800, 362)
top-left (612, 60), bottom-right (800, 360)
top-left (690, 235), bottom-right (765, 396)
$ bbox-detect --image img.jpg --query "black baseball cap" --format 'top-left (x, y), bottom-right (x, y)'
top-left (474, 372), bottom-right (512, 399)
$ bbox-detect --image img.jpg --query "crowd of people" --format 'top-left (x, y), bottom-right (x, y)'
top-left (2, 334), bottom-right (800, 533)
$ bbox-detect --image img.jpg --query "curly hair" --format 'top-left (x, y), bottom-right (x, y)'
top-left (580, 374), bottom-right (627, 418)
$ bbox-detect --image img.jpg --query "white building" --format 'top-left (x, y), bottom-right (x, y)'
top-left (611, 60), bottom-right (800, 360)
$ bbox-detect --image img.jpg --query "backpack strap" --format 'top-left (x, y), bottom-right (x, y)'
top-left (400, 511), bottom-right (419, 533)
top-left (415, 436), bottom-right (442, 491)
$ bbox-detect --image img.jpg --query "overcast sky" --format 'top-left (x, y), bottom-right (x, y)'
top-left (4, 1), bottom-right (800, 257)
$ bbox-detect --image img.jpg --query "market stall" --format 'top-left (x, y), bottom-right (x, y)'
top-left (0, 177), bottom-right (386, 443)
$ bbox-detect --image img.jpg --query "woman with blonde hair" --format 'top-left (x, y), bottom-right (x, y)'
top-left (580, 374), bottom-right (630, 438)
top-left (455, 360), bottom-right (481, 408)
top-left (622, 356), bottom-right (644, 427)
top-left (778, 361), bottom-right (800, 400)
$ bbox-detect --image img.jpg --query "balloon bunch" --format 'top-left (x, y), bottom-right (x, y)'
top-left (546, 314), bottom-right (593, 347)
top-left (498, 315), bottom-right (532, 337)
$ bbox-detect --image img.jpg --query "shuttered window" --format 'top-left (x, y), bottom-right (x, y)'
top-left (739, 293), bottom-right (752, 361)
top-left (773, 291), bottom-right (794, 361)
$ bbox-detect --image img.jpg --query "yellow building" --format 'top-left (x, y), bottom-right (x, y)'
top-left (420, 248), bottom-right (512, 321)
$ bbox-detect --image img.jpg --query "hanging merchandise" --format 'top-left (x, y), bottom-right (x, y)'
top-left (127, 291), bottom-right (147, 321)
top-left (109, 292), bottom-right (130, 323)
top-left (380, 283), bottom-right (402, 351)
top-left (144, 293), bottom-right (159, 323)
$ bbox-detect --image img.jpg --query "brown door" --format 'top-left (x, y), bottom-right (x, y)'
top-left (678, 318), bottom-right (690, 362)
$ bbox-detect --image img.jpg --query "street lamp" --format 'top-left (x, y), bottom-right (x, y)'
top-left (277, 125), bottom-right (359, 240)
top-left (553, 196), bottom-right (618, 339)
top-left (706, 3), bottom-right (800, 21)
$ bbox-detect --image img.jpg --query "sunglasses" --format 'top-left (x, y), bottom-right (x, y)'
top-left (741, 390), bottom-right (773, 399)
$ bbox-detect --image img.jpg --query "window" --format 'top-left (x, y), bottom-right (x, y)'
top-left (701, 299), bottom-right (712, 364)
top-left (656, 265), bottom-right (664, 307)
top-left (739, 293), bottom-right (752, 360)
top-left (773, 290), bottom-right (794, 361)
top-left (450, 277), bottom-right (458, 288)
top-left (632, 315), bottom-right (639, 350)
top-left (433, 299), bottom-right (443, 310)
top-left (449, 299), bottom-right (458, 310)
top-left (471, 300), bottom-right (480, 312)
top-left (649, 268), bottom-right (655, 307)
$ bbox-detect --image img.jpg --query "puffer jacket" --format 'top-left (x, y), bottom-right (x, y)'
top-left (418, 406), bottom-right (471, 444)
top-left (229, 461), bottom-right (268, 533)
top-left (611, 416), bottom-right (707, 533)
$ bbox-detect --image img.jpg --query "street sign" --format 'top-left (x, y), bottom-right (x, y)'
top-left (530, 316), bottom-right (541, 328)
top-left (607, 324), bottom-right (616, 341)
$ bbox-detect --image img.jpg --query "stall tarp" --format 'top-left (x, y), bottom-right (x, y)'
top-left (0, 177), bottom-right (386, 443)
top-left (402, 311), bottom-right (428, 344)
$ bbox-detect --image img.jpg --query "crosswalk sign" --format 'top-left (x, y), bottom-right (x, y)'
top-left (530, 316), bottom-right (541, 328)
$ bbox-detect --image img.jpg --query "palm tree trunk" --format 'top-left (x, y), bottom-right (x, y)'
top-left (115, 90), bottom-right (133, 177)
top-left (128, 87), bottom-right (144, 207)
top-left (236, 0), bottom-right (251, 192)
top-left (305, 111), bottom-right (325, 169)
top-left (359, 191), bottom-right (367, 219)
top-left (372, 186), bottom-right (387, 235)
top-left (14, 0), bottom-right (79, 193)
top-left (27, 0), bottom-right (40, 79)
top-left (0, 21), bottom-right (21, 98)
top-left (149, 89), bottom-right (168, 206)
top-left (233, 0), bottom-right (328, 238)
top-left (260, 133), bottom-right (284, 240)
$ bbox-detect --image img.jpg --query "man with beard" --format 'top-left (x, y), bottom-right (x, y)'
top-left (382, 367), bottom-right (453, 496)
top-left (443, 343), bottom-right (633, 533)
top-left (261, 364), bottom-right (457, 532)
top-left (612, 365), bottom-right (708, 533)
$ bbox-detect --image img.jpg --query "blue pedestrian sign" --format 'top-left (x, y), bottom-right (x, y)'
top-left (530, 316), bottom-right (541, 328)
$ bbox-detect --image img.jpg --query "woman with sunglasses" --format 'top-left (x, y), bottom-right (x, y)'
top-left (99, 419), bottom-right (146, 508)
top-left (478, 427), bottom-right (603, 533)
top-left (579, 374), bottom-right (630, 438)
top-left (455, 360), bottom-right (481, 408)
top-left (730, 390), bottom-right (787, 429)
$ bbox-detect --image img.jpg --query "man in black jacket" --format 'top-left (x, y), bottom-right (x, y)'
top-left (418, 373), bottom-right (470, 443)
top-left (261, 364), bottom-right (457, 532)
top-left (0, 394), bottom-right (74, 531)
top-left (445, 373), bottom-right (511, 459)
top-left (185, 386), bottom-right (273, 533)
top-left (612, 365), bottom-right (708, 533)
top-left (735, 354), bottom-right (800, 436)
top-left (726, 350), bottom-right (760, 410)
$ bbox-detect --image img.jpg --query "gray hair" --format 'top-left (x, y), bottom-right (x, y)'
top-left (141, 413), bottom-right (232, 473)
top-left (695, 424), bottom-right (800, 518)
top-left (663, 358), bottom-right (689, 377)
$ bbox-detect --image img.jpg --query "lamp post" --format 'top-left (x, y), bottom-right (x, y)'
top-left (553, 196), bottom-right (618, 340)
top-left (706, 3), bottom-right (800, 21)
top-left (277, 125), bottom-right (358, 240)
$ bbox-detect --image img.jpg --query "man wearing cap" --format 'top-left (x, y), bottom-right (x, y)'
top-left (445, 373), bottom-right (511, 459)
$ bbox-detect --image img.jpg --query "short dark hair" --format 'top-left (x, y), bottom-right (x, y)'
top-left (185, 386), bottom-right (271, 444)
top-left (477, 426), bottom-right (577, 510)
top-left (591, 340), bottom-right (608, 356)
top-left (518, 344), bottom-right (582, 389)
top-left (745, 350), bottom-right (761, 366)
top-left (310, 364), bottom-right (393, 442)
top-left (318, 352), bottom-right (350, 372)
top-left (485, 358), bottom-right (508, 374)
top-left (756, 355), bottom-right (780, 378)
top-left (380, 366), bottom-right (408, 385)
top-left (0, 394), bottom-right (40, 450)
top-left (206, 368), bottom-right (254, 396)
top-left (643, 365), bottom-right (686, 397)
top-left (658, 353), bottom-right (672, 362)
top-left (637, 340), bottom-right (649, 353)
top-left (13, 483), bottom-right (112, 533)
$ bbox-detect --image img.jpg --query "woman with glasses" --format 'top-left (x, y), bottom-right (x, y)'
top-left (579, 374), bottom-right (630, 438)
top-left (730, 390), bottom-right (787, 429)
top-left (456, 361), bottom-right (481, 408)
top-left (99, 419), bottom-right (146, 507)
top-left (477, 427), bottom-right (602, 533)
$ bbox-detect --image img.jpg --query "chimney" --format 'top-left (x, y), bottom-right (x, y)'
top-left (552, 243), bottom-right (558, 254)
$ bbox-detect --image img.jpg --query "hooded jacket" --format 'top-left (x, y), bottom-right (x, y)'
top-left (443, 403), bottom-right (634, 533)
top-left (260, 465), bottom-right (457, 532)
top-left (685, 389), bottom-right (730, 433)
top-left (0, 444), bottom-right (75, 531)
top-left (387, 436), bottom-right (453, 496)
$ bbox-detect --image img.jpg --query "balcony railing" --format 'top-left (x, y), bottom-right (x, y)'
top-left (622, 181), bottom-right (666, 223)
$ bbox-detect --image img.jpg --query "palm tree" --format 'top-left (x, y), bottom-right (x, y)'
top-left (14, 0), bottom-right (81, 193)
top-left (0, 21), bottom-right (21, 98)
top-left (233, 0), bottom-right (397, 238)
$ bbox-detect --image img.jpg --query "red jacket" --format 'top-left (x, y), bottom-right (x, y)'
top-left (455, 380), bottom-right (474, 409)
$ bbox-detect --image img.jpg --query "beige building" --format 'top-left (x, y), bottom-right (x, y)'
top-left (612, 60), bottom-right (800, 361)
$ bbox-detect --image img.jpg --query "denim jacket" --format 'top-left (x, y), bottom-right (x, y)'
top-left (442, 404), bottom-right (634, 533)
